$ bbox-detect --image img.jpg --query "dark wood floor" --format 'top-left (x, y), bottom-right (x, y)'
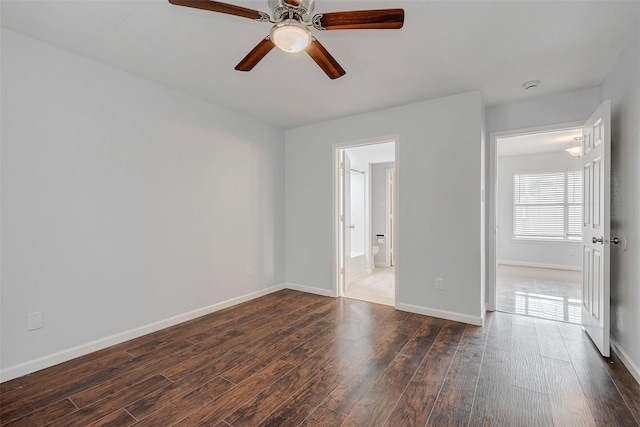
top-left (1, 290), bottom-right (639, 426)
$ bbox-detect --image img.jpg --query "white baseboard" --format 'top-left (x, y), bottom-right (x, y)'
top-left (284, 282), bottom-right (336, 298)
top-left (396, 303), bottom-right (483, 326)
top-left (611, 338), bottom-right (640, 386)
top-left (0, 284), bottom-right (285, 383)
top-left (374, 262), bottom-right (388, 268)
top-left (497, 260), bottom-right (581, 271)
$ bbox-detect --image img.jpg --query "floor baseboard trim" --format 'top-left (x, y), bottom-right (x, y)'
top-left (0, 284), bottom-right (285, 383)
top-left (284, 282), bottom-right (336, 298)
top-left (611, 338), bottom-right (640, 386)
top-left (497, 260), bottom-right (581, 271)
top-left (396, 303), bottom-right (482, 326)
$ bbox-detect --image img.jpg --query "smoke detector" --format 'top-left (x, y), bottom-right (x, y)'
top-left (522, 80), bottom-right (540, 90)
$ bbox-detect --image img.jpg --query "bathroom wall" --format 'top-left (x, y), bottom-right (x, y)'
top-left (344, 148), bottom-right (370, 280)
top-left (371, 162), bottom-right (395, 266)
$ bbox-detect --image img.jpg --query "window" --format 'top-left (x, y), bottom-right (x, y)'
top-left (513, 170), bottom-right (582, 240)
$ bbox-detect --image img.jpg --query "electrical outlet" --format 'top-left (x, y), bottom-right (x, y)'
top-left (28, 312), bottom-right (43, 331)
top-left (570, 248), bottom-right (577, 256)
top-left (245, 267), bottom-right (252, 278)
top-left (435, 278), bottom-right (443, 291)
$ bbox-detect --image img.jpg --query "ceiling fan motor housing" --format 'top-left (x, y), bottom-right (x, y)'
top-left (268, 0), bottom-right (315, 23)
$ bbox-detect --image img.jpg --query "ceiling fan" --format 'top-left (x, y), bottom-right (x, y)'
top-left (168, 0), bottom-right (404, 79)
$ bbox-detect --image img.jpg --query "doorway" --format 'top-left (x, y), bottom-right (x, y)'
top-left (494, 127), bottom-right (583, 323)
top-left (334, 137), bottom-right (397, 306)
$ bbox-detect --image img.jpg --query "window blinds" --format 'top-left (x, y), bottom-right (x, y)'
top-left (513, 170), bottom-right (582, 240)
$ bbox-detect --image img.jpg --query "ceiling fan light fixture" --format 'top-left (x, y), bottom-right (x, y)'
top-left (270, 21), bottom-right (312, 53)
top-left (169, 0), bottom-right (404, 78)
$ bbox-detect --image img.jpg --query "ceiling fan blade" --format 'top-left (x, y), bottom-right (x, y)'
top-left (315, 9), bottom-right (404, 30)
top-left (306, 39), bottom-right (345, 79)
top-left (168, 0), bottom-right (267, 21)
top-left (235, 38), bottom-right (276, 71)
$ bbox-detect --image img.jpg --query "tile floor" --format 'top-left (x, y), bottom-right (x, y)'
top-left (344, 267), bottom-right (395, 306)
top-left (497, 265), bottom-right (582, 324)
top-left (344, 265), bottom-right (581, 321)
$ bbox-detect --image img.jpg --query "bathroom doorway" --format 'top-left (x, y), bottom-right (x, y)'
top-left (334, 137), bottom-right (397, 306)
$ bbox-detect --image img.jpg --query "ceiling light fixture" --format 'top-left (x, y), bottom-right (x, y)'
top-left (270, 21), bottom-right (312, 53)
top-left (566, 136), bottom-right (583, 157)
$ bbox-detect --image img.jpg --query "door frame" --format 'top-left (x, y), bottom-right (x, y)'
top-left (333, 135), bottom-right (399, 301)
top-left (488, 121), bottom-right (584, 311)
top-left (385, 168), bottom-right (395, 268)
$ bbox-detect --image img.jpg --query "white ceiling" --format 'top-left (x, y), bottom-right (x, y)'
top-left (2, 1), bottom-right (639, 129)
top-left (497, 128), bottom-right (583, 157)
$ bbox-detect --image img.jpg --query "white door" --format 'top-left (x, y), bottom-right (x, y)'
top-left (341, 151), bottom-right (353, 293)
top-left (581, 100), bottom-right (611, 357)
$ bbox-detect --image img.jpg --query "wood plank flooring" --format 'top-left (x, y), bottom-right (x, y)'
top-left (1, 289), bottom-right (639, 426)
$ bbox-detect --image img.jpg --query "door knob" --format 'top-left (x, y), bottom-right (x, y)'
top-left (592, 236), bottom-right (604, 244)
top-left (611, 237), bottom-right (620, 245)
top-left (348, 225), bottom-right (355, 229)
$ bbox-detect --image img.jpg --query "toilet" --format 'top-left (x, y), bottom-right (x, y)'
top-left (371, 246), bottom-right (380, 269)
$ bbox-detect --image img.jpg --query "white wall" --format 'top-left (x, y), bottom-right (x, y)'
top-left (285, 91), bottom-right (485, 324)
top-left (371, 162), bottom-right (394, 266)
top-left (487, 87), bottom-right (602, 133)
top-left (497, 151), bottom-right (582, 268)
top-left (601, 41), bottom-right (640, 381)
top-left (1, 30), bottom-right (285, 378)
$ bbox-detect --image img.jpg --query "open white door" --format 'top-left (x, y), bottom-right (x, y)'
top-left (341, 151), bottom-right (353, 293)
top-left (581, 100), bottom-right (611, 357)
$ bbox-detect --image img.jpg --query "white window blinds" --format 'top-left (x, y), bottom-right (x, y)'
top-left (514, 170), bottom-right (582, 240)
